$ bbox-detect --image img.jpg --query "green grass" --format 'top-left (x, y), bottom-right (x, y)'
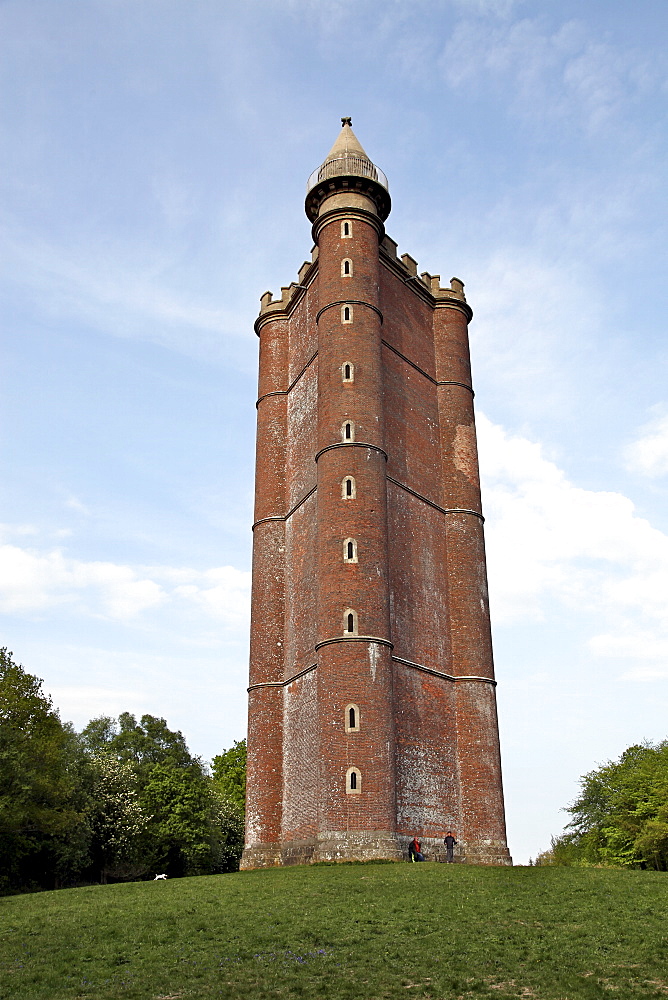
top-left (1, 864), bottom-right (667, 999)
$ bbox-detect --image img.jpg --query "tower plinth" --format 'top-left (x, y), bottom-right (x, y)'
top-left (242, 120), bottom-right (511, 869)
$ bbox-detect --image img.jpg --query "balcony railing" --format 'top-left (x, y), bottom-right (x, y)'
top-left (306, 155), bottom-right (388, 195)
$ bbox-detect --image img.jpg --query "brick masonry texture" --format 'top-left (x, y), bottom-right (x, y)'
top-left (242, 156), bottom-right (511, 868)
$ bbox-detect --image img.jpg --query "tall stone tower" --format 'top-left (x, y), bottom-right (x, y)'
top-left (242, 120), bottom-right (511, 868)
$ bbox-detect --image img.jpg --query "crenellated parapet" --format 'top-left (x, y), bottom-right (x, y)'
top-left (255, 251), bottom-right (319, 332)
top-left (256, 234), bottom-right (471, 331)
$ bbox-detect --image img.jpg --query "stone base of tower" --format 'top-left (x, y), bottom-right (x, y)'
top-left (241, 831), bottom-right (405, 869)
top-left (441, 840), bottom-right (512, 866)
top-left (241, 833), bottom-right (511, 868)
top-left (239, 842), bottom-right (283, 870)
top-left (312, 830), bottom-right (404, 864)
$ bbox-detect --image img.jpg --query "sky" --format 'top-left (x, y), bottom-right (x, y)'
top-left (1, 0), bottom-right (667, 865)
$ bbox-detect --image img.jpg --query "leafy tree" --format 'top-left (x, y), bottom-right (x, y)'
top-left (81, 713), bottom-right (225, 878)
top-left (140, 760), bottom-right (214, 876)
top-left (87, 752), bottom-right (150, 883)
top-left (548, 741), bottom-right (668, 870)
top-left (209, 788), bottom-right (245, 873)
top-left (80, 712), bottom-right (193, 775)
top-left (211, 739), bottom-right (246, 813)
top-left (0, 649), bottom-right (89, 893)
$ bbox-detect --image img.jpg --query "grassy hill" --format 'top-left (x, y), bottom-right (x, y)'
top-left (1, 863), bottom-right (667, 999)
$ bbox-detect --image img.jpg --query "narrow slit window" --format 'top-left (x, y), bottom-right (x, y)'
top-left (341, 220), bottom-right (352, 238)
top-left (343, 538), bottom-right (358, 563)
top-left (342, 476), bottom-right (356, 499)
top-left (344, 608), bottom-right (358, 635)
top-left (345, 703), bottom-right (360, 733)
top-left (346, 766), bottom-right (361, 794)
top-left (342, 421), bottom-right (355, 442)
top-left (341, 258), bottom-right (352, 277)
top-left (341, 304), bottom-right (352, 324)
top-left (342, 362), bottom-right (354, 383)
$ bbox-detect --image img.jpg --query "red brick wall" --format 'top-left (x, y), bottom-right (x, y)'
top-left (243, 186), bottom-right (510, 867)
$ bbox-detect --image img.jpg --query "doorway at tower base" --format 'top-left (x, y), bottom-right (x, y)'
top-left (240, 833), bottom-right (513, 868)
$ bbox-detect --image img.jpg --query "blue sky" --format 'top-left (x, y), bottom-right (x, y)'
top-left (2, 0), bottom-right (667, 864)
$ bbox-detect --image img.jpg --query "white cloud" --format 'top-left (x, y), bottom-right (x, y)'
top-left (589, 633), bottom-right (668, 672)
top-left (440, 15), bottom-right (654, 131)
top-left (0, 222), bottom-right (252, 365)
top-left (624, 409), bottom-right (668, 478)
top-left (468, 252), bottom-right (598, 416)
top-left (0, 531), bottom-right (251, 626)
top-left (65, 495), bottom-right (91, 516)
top-left (0, 541), bottom-right (165, 618)
top-left (479, 413), bottom-right (668, 668)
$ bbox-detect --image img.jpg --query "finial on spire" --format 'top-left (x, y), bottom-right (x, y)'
top-left (341, 117), bottom-right (352, 127)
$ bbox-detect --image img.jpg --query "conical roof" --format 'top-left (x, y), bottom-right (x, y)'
top-left (305, 118), bottom-right (391, 222)
top-left (323, 118), bottom-right (370, 164)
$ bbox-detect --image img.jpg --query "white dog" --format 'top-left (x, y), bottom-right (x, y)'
top-left (153, 873), bottom-right (168, 880)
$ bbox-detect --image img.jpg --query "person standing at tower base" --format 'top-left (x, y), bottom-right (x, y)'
top-left (444, 831), bottom-right (457, 862)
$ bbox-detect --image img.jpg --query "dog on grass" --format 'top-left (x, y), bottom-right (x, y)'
top-left (153, 873), bottom-right (168, 880)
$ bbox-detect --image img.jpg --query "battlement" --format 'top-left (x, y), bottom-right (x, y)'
top-left (258, 236), bottom-right (466, 319)
top-left (380, 235), bottom-right (467, 302)
top-left (258, 248), bottom-right (319, 317)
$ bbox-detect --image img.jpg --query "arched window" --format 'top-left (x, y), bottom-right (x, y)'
top-left (345, 703), bottom-right (360, 733)
top-left (342, 420), bottom-right (354, 442)
top-left (341, 258), bottom-right (352, 277)
top-left (346, 767), bottom-right (361, 794)
top-left (341, 220), bottom-right (352, 238)
top-left (342, 476), bottom-right (356, 499)
top-left (342, 362), bottom-right (354, 383)
top-left (341, 304), bottom-right (353, 324)
top-left (344, 608), bottom-right (358, 635)
top-left (343, 538), bottom-right (358, 563)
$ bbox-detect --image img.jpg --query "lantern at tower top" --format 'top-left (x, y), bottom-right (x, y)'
top-left (305, 118), bottom-right (391, 223)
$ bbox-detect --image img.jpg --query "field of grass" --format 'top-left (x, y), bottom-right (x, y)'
top-left (1, 862), bottom-right (667, 999)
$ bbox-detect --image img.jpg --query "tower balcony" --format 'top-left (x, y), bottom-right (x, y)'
top-left (306, 154), bottom-right (391, 223)
top-left (306, 155), bottom-right (389, 195)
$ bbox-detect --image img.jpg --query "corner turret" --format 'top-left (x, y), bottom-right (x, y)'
top-left (305, 118), bottom-right (391, 223)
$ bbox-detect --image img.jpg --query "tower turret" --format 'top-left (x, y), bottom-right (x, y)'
top-left (305, 117), bottom-right (391, 223)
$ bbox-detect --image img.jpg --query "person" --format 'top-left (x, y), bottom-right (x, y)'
top-left (408, 836), bottom-right (425, 862)
top-left (444, 831), bottom-right (457, 863)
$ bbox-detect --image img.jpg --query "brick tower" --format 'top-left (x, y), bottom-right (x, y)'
top-left (242, 120), bottom-right (511, 868)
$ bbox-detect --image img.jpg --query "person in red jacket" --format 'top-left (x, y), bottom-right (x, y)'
top-left (409, 836), bottom-right (425, 861)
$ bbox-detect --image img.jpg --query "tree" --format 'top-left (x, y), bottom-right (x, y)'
top-left (0, 649), bottom-right (89, 893)
top-left (210, 739), bottom-right (246, 871)
top-left (549, 741), bottom-right (668, 870)
top-left (211, 740), bottom-right (246, 813)
top-left (86, 752), bottom-right (150, 883)
top-left (209, 788), bottom-right (245, 873)
top-left (81, 713), bottom-right (225, 877)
